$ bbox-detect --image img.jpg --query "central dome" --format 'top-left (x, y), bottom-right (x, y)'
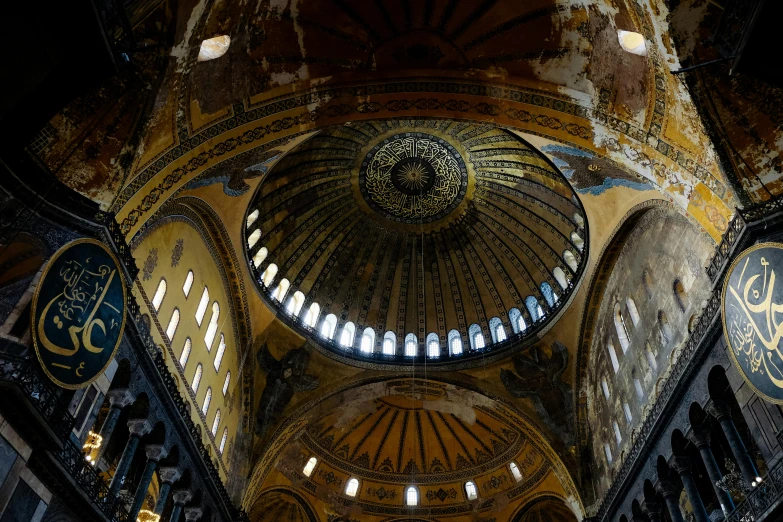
top-left (359, 132), bottom-right (468, 223)
top-left (244, 119), bottom-right (588, 368)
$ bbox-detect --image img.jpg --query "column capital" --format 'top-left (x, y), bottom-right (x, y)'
top-left (107, 388), bottom-right (135, 409)
top-left (159, 466), bottom-right (182, 484)
top-left (642, 499), bottom-right (662, 517)
top-left (184, 506), bottom-right (203, 521)
top-left (172, 489), bottom-right (193, 506)
top-left (656, 479), bottom-right (681, 498)
top-left (145, 444), bottom-right (168, 462)
top-left (127, 418), bottom-right (152, 437)
top-left (688, 426), bottom-right (712, 448)
top-left (706, 400), bottom-right (733, 421)
top-left (671, 456), bottom-right (693, 475)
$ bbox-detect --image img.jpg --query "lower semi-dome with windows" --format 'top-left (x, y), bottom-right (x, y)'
top-left (244, 119), bottom-right (589, 368)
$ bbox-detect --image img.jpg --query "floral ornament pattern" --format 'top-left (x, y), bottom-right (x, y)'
top-left (142, 248), bottom-right (158, 281)
top-left (171, 239), bottom-right (184, 267)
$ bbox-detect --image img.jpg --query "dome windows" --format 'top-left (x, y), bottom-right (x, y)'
top-left (321, 314), bottom-right (337, 339)
top-left (202, 387), bottom-right (212, 415)
top-left (304, 303), bottom-right (320, 328)
top-left (152, 278), bottom-right (167, 311)
top-left (247, 229), bottom-right (261, 250)
top-left (426, 333), bottom-right (440, 358)
top-left (214, 335), bottom-right (226, 371)
top-left (564, 250), bottom-right (579, 273)
top-left (204, 302), bottom-right (220, 349)
top-left (246, 209), bottom-right (259, 228)
top-left (509, 308), bottom-right (526, 334)
top-left (571, 231), bottom-right (585, 252)
top-left (303, 457), bottom-right (317, 477)
top-left (469, 324), bottom-right (485, 350)
top-left (211, 409), bottom-right (221, 436)
top-left (383, 332), bottom-right (396, 355)
top-left (195, 287), bottom-right (210, 325)
top-left (345, 478), bottom-right (359, 497)
top-left (525, 296), bottom-right (543, 322)
top-left (360, 328), bottom-right (375, 353)
top-left (272, 278), bottom-right (290, 302)
top-left (465, 481), bottom-right (478, 501)
top-left (261, 264), bottom-right (278, 287)
top-left (286, 291), bottom-right (305, 316)
top-left (180, 338), bottom-right (192, 369)
top-left (222, 371), bottom-right (231, 396)
top-left (339, 322), bottom-right (356, 348)
top-left (192, 364), bottom-right (203, 393)
top-left (253, 247), bottom-right (268, 268)
top-left (183, 270), bottom-right (194, 297)
top-left (553, 267), bottom-right (569, 291)
top-left (166, 308), bottom-right (180, 340)
top-left (448, 330), bottom-right (463, 356)
top-left (404, 333), bottom-right (417, 357)
top-left (219, 428), bottom-right (228, 454)
top-left (405, 486), bottom-right (419, 506)
top-left (489, 317), bottom-right (506, 343)
top-left (509, 461), bottom-right (523, 482)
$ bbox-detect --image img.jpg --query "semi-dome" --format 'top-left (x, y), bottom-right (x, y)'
top-left (244, 119), bottom-right (588, 367)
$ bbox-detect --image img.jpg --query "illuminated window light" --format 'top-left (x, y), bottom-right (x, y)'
top-left (198, 35), bottom-right (231, 62)
top-left (618, 30), bottom-right (647, 56)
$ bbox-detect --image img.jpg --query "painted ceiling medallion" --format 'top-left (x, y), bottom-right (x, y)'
top-left (359, 133), bottom-right (468, 223)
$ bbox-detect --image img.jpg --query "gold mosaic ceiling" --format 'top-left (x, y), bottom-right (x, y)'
top-left (244, 119), bottom-right (588, 366)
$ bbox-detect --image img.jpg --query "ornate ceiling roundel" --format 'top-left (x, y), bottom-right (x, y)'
top-left (243, 119), bottom-right (588, 368)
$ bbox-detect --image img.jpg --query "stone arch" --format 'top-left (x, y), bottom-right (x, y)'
top-left (510, 495), bottom-right (579, 522)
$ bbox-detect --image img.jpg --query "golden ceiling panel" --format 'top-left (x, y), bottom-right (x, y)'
top-left (243, 119), bottom-right (588, 368)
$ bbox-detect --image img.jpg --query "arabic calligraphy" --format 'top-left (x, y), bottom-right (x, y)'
top-left (32, 239), bottom-right (126, 389)
top-left (723, 243), bottom-right (783, 402)
top-left (360, 133), bottom-right (467, 223)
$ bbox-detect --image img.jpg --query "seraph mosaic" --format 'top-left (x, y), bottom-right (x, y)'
top-left (541, 144), bottom-right (653, 196)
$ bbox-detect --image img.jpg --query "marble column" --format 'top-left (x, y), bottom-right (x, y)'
top-left (708, 401), bottom-right (761, 485)
top-left (641, 499), bottom-right (663, 522)
top-left (128, 444), bottom-right (169, 522)
top-left (169, 489), bottom-right (193, 522)
top-left (688, 425), bottom-right (734, 514)
top-left (154, 467), bottom-right (182, 515)
top-left (94, 389), bottom-right (134, 463)
top-left (184, 506), bottom-right (203, 522)
top-left (671, 456), bottom-right (710, 522)
top-left (108, 418), bottom-right (151, 496)
top-left (656, 479), bottom-right (686, 522)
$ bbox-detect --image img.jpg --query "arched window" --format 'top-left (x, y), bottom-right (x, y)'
top-left (271, 278), bottom-right (290, 302)
top-left (448, 330), bottom-right (463, 356)
top-left (571, 231), bottom-right (584, 252)
top-left (360, 327), bottom-right (375, 354)
top-left (623, 402), bottom-right (633, 423)
top-left (261, 263), bottom-right (278, 287)
top-left (469, 324), bottom-right (485, 351)
top-left (253, 247), bottom-right (268, 268)
top-left (563, 250), bottom-right (578, 273)
top-left (601, 378), bottom-right (610, 400)
top-left (383, 331), bottom-right (396, 355)
top-left (673, 279), bottom-right (687, 312)
top-left (489, 317), bottom-right (506, 343)
top-left (211, 409), bottom-right (221, 435)
top-left (192, 364), bottom-right (203, 393)
top-left (183, 271), bottom-right (194, 297)
top-left (626, 297), bottom-right (640, 326)
top-left (509, 308), bottom-right (526, 334)
top-left (509, 461), bottom-right (523, 482)
top-left (405, 486), bottom-right (418, 506)
top-left (304, 302), bottom-right (320, 328)
top-left (465, 481), bottom-right (478, 501)
top-left (339, 322), bottom-right (356, 348)
top-left (658, 311), bottom-right (672, 343)
top-left (247, 229), bottom-right (261, 250)
top-left (214, 334), bottom-right (226, 371)
top-left (633, 371), bottom-right (644, 400)
top-left (613, 420), bottom-right (622, 445)
top-left (607, 341), bottom-right (620, 373)
top-left (541, 282), bottom-right (558, 307)
top-left (321, 314), bottom-right (337, 339)
top-left (152, 278), bottom-right (167, 311)
top-left (345, 478), bottom-right (359, 497)
top-left (553, 267), bottom-right (569, 290)
top-left (642, 269), bottom-right (653, 298)
top-left (614, 303), bottom-right (630, 353)
top-left (202, 387), bottom-right (212, 415)
top-left (426, 333), bottom-right (440, 358)
top-left (404, 333), bottom-right (417, 357)
top-left (219, 428), bottom-right (228, 454)
top-left (303, 457), bottom-right (318, 477)
top-left (286, 291), bottom-right (305, 316)
top-left (195, 287), bottom-right (210, 325)
top-left (222, 371), bottom-right (231, 396)
top-left (604, 443), bottom-right (613, 465)
top-left (246, 209), bottom-right (259, 228)
top-left (180, 338), bottom-right (192, 368)
top-left (525, 296), bottom-right (543, 322)
top-left (573, 213), bottom-right (585, 228)
top-left (166, 308), bottom-right (180, 340)
top-left (645, 341), bottom-right (657, 371)
top-left (204, 302), bottom-right (220, 349)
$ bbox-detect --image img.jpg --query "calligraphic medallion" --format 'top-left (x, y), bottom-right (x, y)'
top-left (359, 132), bottom-right (468, 224)
top-left (31, 238), bottom-right (127, 389)
top-left (722, 243), bottom-right (783, 404)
